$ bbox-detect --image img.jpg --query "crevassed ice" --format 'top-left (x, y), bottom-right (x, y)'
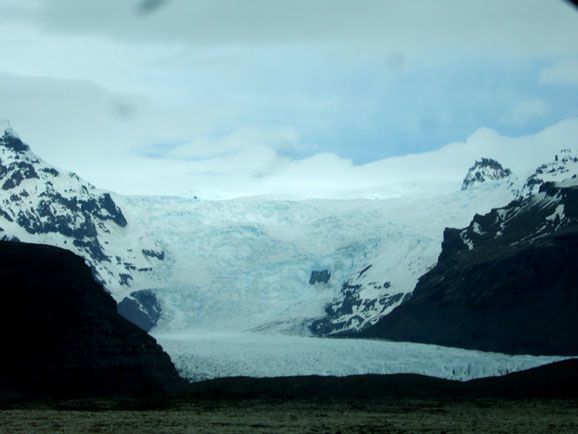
top-left (122, 179), bottom-right (517, 334)
top-left (156, 332), bottom-right (566, 382)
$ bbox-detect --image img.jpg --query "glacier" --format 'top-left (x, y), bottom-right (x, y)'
top-left (155, 332), bottom-right (565, 382)
top-left (124, 162), bottom-right (576, 381)
top-left (122, 180), bottom-right (571, 382)
top-left (121, 179), bottom-right (518, 334)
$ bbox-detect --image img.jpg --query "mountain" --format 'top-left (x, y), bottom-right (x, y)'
top-left (521, 148), bottom-right (578, 197)
top-left (0, 241), bottom-right (184, 400)
top-left (461, 158), bottom-right (512, 190)
top-left (358, 174), bottom-right (578, 355)
top-left (0, 122), bottom-right (164, 296)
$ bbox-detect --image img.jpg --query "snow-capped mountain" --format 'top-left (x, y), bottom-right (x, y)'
top-left (461, 158), bottom-right (512, 190)
top-left (359, 173), bottom-right (578, 355)
top-left (0, 122), bottom-right (163, 296)
top-left (521, 149), bottom-right (578, 197)
top-left (452, 181), bottom-right (578, 257)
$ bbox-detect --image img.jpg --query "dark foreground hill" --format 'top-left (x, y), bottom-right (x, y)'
top-left (0, 241), bottom-right (185, 400)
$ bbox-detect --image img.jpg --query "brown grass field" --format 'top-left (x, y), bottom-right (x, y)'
top-left (1, 398), bottom-right (577, 433)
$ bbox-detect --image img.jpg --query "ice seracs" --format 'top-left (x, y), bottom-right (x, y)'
top-left (124, 172), bottom-right (518, 336)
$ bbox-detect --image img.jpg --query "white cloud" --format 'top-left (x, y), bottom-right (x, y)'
top-left (169, 127), bottom-right (300, 160)
top-left (3, 70), bottom-right (578, 199)
top-left (499, 99), bottom-right (549, 126)
top-left (21, 0), bottom-right (578, 59)
top-left (2, 1), bottom-right (578, 200)
top-left (77, 117), bottom-right (578, 199)
top-left (540, 58), bottom-right (578, 87)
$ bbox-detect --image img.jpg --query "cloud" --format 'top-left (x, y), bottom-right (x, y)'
top-left (166, 127), bottom-right (301, 160)
top-left (105, 117), bottom-right (578, 199)
top-left (3, 71), bottom-right (578, 199)
top-left (2, 1), bottom-right (578, 200)
top-left (540, 58), bottom-right (578, 87)
top-left (2, 0), bottom-right (577, 58)
top-left (2, 1), bottom-right (578, 164)
top-left (499, 100), bottom-right (549, 127)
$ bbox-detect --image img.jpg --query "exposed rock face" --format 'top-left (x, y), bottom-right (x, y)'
top-left (0, 241), bottom-right (185, 399)
top-left (309, 269), bottom-right (331, 284)
top-left (310, 280), bottom-right (407, 336)
top-left (118, 289), bottom-right (162, 331)
top-left (359, 182), bottom-right (578, 356)
top-left (461, 158), bottom-right (512, 190)
top-left (0, 122), bottom-right (164, 293)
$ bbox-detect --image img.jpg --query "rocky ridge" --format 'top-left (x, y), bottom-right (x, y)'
top-left (358, 175), bottom-right (578, 355)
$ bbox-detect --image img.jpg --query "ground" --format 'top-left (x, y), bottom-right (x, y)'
top-left (1, 399), bottom-right (577, 433)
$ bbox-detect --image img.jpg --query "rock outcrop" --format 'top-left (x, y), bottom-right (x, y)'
top-left (461, 158), bottom-right (512, 190)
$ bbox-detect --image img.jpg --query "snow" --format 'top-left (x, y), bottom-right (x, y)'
top-left (155, 332), bottom-right (566, 382)
top-left (546, 204), bottom-right (565, 222)
top-left (472, 221), bottom-right (484, 235)
top-left (522, 149), bottom-right (578, 196)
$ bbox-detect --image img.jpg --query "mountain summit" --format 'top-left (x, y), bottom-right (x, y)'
top-left (0, 121), bottom-right (29, 153)
top-left (461, 158), bottom-right (512, 190)
top-left (0, 123), bottom-right (164, 294)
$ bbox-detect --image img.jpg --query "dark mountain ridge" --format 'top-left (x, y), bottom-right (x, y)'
top-left (358, 181), bottom-right (578, 355)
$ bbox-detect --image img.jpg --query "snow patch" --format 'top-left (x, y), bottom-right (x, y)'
top-left (546, 204), bottom-right (565, 222)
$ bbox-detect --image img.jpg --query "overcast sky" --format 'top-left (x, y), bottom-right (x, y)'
top-left (1, 0), bottom-right (578, 198)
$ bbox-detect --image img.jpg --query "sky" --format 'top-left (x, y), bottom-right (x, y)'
top-left (1, 0), bottom-right (578, 198)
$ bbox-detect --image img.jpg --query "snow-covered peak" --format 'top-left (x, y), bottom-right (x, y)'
top-left (0, 121), bottom-right (28, 152)
top-left (522, 149), bottom-right (578, 196)
top-left (461, 158), bottom-right (512, 191)
top-left (0, 125), bottom-right (163, 297)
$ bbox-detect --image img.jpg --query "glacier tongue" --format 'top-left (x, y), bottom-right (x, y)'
top-left (155, 332), bottom-right (565, 382)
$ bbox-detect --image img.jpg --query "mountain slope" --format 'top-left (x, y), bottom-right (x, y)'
top-left (0, 241), bottom-right (184, 400)
top-left (359, 179), bottom-right (578, 355)
top-left (0, 123), bottom-right (163, 296)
